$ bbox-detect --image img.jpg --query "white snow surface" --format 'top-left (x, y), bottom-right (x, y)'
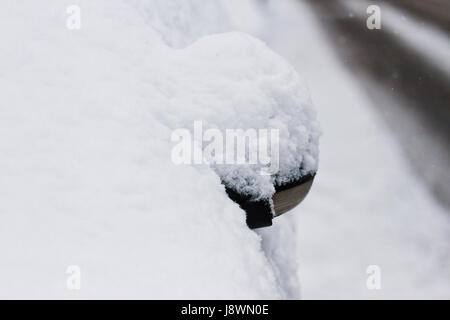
top-left (0, 0), bottom-right (318, 298)
top-left (1, 0), bottom-right (449, 299)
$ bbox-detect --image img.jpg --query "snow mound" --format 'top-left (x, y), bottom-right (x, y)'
top-left (159, 32), bottom-right (320, 199)
top-left (0, 0), bottom-right (317, 298)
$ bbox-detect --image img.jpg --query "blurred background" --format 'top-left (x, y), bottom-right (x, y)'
top-left (307, 0), bottom-right (450, 207)
top-left (259, 0), bottom-right (449, 298)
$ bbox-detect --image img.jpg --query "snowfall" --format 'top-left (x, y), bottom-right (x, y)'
top-left (0, 0), bottom-right (449, 299)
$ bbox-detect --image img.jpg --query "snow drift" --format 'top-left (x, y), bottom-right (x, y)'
top-left (0, 0), bottom-right (318, 298)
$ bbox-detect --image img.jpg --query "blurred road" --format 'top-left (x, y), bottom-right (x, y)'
top-left (305, 0), bottom-right (450, 208)
top-left (266, 0), bottom-right (450, 298)
top-left (388, 0), bottom-right (450, 32)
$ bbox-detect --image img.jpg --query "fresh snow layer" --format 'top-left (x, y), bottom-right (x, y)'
top-left (168, 33), bottom-right (319, 199)
top-left (127, 0), bottom-right (320, 200)
top-left (0, 0), bottom-right (318, 298)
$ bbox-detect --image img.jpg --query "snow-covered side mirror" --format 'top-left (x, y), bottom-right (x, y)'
top-left (224, 172), bottom-right (315, 229)
top-left (165, 32), bottom-right (320, 229)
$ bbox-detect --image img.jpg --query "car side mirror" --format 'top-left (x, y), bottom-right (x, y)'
top-left (224, 173), bottom-right (315, 229)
